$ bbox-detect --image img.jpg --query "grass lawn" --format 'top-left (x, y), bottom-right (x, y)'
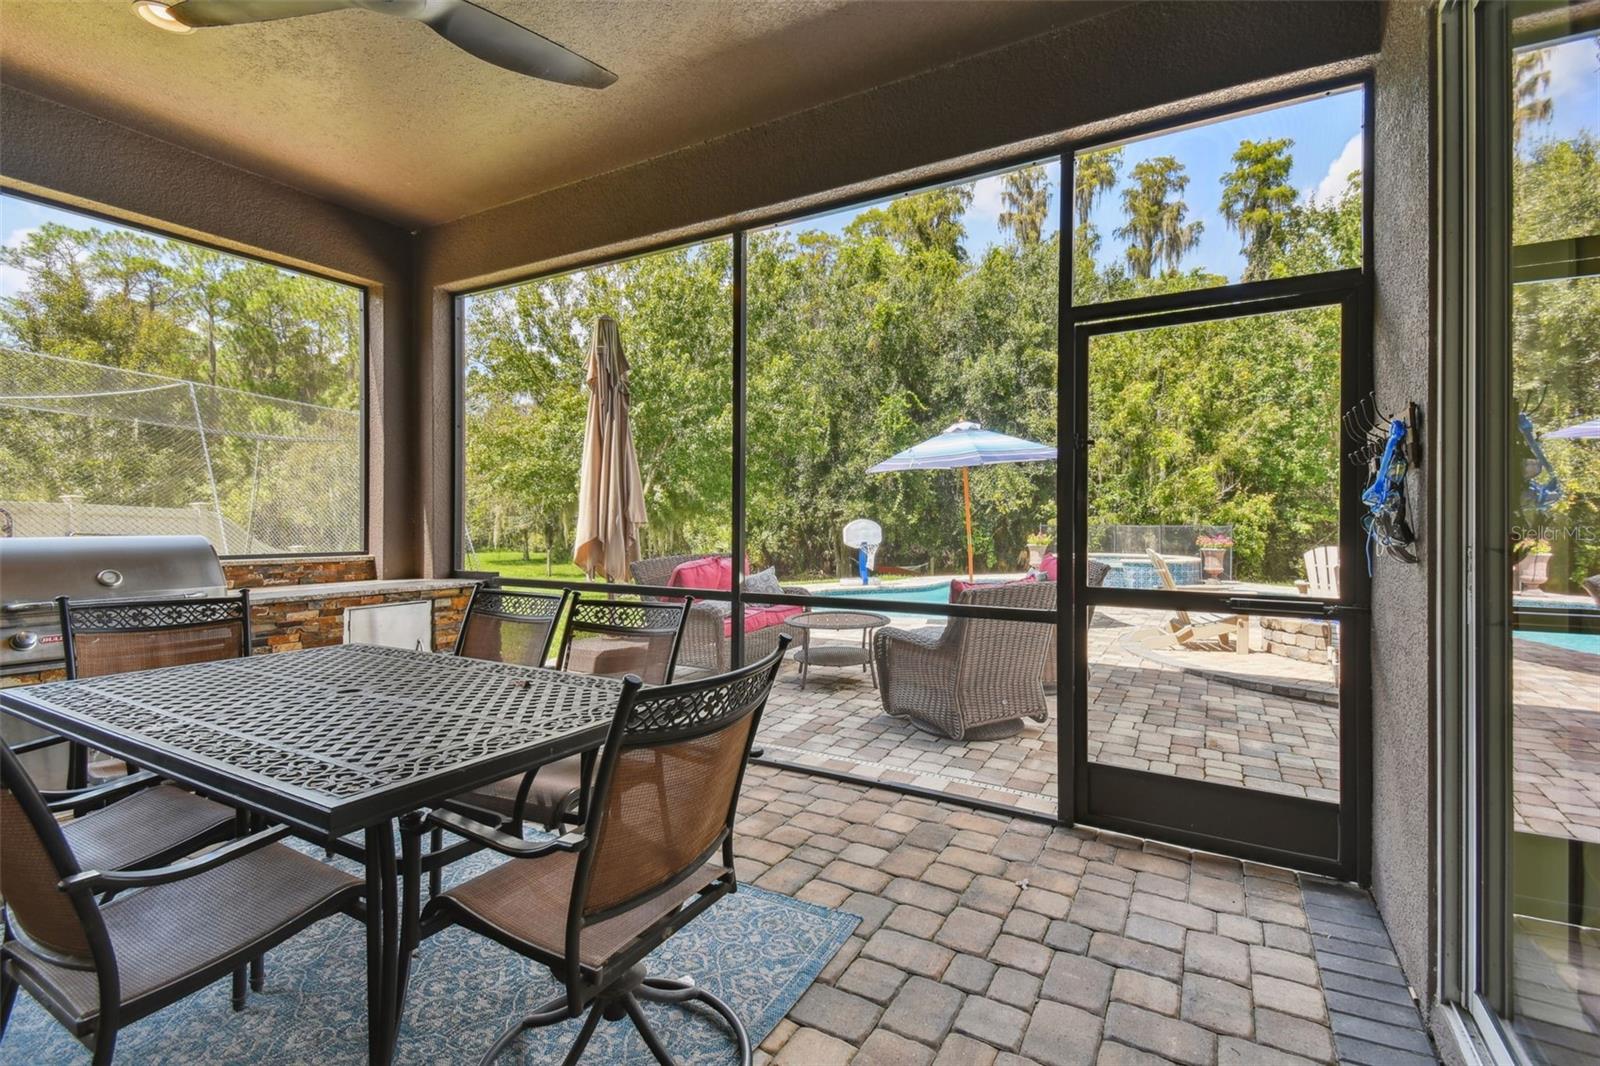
top-left (465, 548), bottom-right (586, 581)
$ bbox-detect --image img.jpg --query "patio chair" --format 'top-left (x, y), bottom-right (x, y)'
top-left (442, 587), bottom-right (572, 888)
top-left (1040, 558), bottom-right (1111, 689)
top-left (406, 639), bottom-right (790, 1066)
top-left (462, 597), bottom-right (692, 836)
top-left (1584, 575), bottom-right (1600, 608)
top-left (0, 741), bottom-right (364, 1066)
top-left (52, 591), bottom-right (273, 1005)
top-left (454, 586), bottom-right (570, 667)
top-left (873, 581), bottom-right (1057, 740)
top-left (630, 554), bottom-right (806, 675)
top-left (1303, 546), bottom-right (1340, 597)
top-left (1146, 550), bottom-right (1248, 652)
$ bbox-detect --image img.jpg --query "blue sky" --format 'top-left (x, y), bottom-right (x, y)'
top-left (5, 33), bottom-right (1597, 299)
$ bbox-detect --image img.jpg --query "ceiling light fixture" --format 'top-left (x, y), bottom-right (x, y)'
top-left (132, 1), bottom-right (195, 34)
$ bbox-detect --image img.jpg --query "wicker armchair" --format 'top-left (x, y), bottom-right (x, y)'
top-left (873, 581), bottom-right (1057, 741)
top-left (630, 554), bottom-right (805, 675)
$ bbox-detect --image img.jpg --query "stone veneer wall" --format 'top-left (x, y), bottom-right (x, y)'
top-left (250, 586), bottom-right (471, 656)
top-left (224, 555), bottom-right (378, 588)
top-left (1260, 617), bottom-right (1336, 665)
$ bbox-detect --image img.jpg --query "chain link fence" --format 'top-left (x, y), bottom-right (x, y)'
top-left (0, 348), bottom-right (361, 554)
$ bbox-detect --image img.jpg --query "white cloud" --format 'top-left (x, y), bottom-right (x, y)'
top-left (1543, 37), bottom-right (1597, 102)
top-left (0, 226), bottom-right (37, 299)
top-left (1311, 134), bottom-right (1363, 203)
top-left (968, 175), bottom-right (1009, 223)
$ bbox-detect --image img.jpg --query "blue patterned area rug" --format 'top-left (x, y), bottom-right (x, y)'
top-left (4, 847), bottom-right (857, 1065)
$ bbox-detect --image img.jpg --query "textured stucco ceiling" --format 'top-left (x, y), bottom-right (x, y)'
top-left (0, 0), bottom-right (1111, 227)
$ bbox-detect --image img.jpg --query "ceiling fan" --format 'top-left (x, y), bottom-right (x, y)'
top-left (132, 0), bottom-right (617, 89)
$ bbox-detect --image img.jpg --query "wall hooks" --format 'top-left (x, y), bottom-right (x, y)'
top-left (1344, 393), bottom-right (1421, 567)
top-left (1343, 393), bottom-right (1422, 472)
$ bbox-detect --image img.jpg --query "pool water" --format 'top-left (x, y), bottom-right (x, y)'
top-left (1515, 630), bottom-right (1600, 656)
top-left (819, 581), bottom-right (956, 605)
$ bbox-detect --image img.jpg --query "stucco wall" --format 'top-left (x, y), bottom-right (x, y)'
top-left (0, 85), bottom-right (420, 578)
top-left (414, 0), bottom-right (1385, 576)
top-left (1369, 0), bottom-right (1435, 1015)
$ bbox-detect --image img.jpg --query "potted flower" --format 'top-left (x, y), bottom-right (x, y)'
top-left (1195, 533), bottom-right (1234, 583)
top-left (1025, 531), bottom-right (1052, 568)
top-left (1515, 538), bottom-right (1554, 592)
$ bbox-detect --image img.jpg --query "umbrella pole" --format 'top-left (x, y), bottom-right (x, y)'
top-left (962, 467), bottom-right (974, 581)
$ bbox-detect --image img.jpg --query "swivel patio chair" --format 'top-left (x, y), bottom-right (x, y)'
top-left (444, 587), bottom-right (572, 889)
top-left (454, 585), bottom-right (571, 668)
top-left (873, 581), bottom-right (1057, 740)
top-left (406, 638), bottom-right (790, 1066)
top-left (630, 554), bottom-right (805, 675)
top-left (53, 592), bottom-right (260, 1003)
top-left (0, 741), bottom-right (364, 1066)
top-left (460, 596), bottom-right (691, 836)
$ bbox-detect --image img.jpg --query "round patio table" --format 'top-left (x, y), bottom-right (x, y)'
top-left (789, 610), bottom-right (891, 690)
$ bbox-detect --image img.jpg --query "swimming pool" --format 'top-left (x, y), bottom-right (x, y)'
top-left (1514, 630), bottom-right (1600, 656)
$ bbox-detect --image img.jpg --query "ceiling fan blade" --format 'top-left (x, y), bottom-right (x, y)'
top-left (165, 0), bottom-right (357, 27)
top-left (418, 0), bottom-right (616, 89)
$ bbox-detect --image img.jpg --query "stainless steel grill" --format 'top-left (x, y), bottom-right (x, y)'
top-left (0, 535), bottom-right (228, 677)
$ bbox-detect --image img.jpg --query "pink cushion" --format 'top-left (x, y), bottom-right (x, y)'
top-left (724, 604), bottom-right (804, 637)
top-left (669, 555), bottom-right (734, 591)
top-left (1040, 552), bottom-right (1058, 582)
top-left (950, 573), bottom-right (1037, 602)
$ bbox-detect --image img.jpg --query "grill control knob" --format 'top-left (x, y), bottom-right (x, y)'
top-left (96, 568), bottom-right (124, 588)
top-left (10, 631), bottom-right (38, 651)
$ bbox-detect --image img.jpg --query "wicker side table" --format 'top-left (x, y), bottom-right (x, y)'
top-left (789, 610), bottom-right (891, 690)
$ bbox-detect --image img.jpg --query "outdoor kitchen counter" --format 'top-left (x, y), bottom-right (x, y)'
top-left (244, 577), bottom-right (477, 603)
top-left (244, 578), bottom-right (479, 656)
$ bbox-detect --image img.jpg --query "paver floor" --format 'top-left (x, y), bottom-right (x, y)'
top-left (738, 764), bottom-right (1436, 1065)
top-left (756, 611), bottom-right (1600, 840)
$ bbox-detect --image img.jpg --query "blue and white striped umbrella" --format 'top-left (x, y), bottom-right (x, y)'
top-left (866, 421), bottom-right (1056, 472)
top-left (867, 421), bottom-right (1055, 579)
top-left (1545, 417), bottom-right (1600, 440)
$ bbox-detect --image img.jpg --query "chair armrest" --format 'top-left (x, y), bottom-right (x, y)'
top-left (61, 825), bottom-right (290, 893)
top-left (42, 770), bottom-right (161, 814)
top-left (11, 733), bottom-right (68, 755)
top-left (424, 808), bottom-right (586, 859)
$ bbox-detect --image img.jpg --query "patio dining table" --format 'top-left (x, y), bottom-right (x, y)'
top-left (0, 641), bottom-right (624, 1066)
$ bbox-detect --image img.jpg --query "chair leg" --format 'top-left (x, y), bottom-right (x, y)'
top-left (638, 976), bottom-right (751, 1065)
top-left (429, 827), bottom-right (444, 899)
top-left (90, 1027), bottom-right (116, 1066)
top-left (0, 965), bottom-right (17, 1038)
top-left (476, 993), bottom-right (570, 1065)
top-left (622, 994), bottom-right (677, 1066)
top-left (250, 955), bottom-right (265, 992)
top-left (231, 967), bottom-right (246, 1011)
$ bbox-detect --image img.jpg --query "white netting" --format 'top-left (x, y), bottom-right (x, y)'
top-left (0, 348), bottom-right (361, 554)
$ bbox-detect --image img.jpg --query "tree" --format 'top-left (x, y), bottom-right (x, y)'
top-left (1513, 47), bottom-right (1554, 150)
top-left (998, 165), bottom-right (1052, 248)
top-left (1073, 149), bottom-right (1122, 226)
top-left (1115, 156), bottom-right (1202, 279)
top-left (1220, 138), bottom-right (1297, 281)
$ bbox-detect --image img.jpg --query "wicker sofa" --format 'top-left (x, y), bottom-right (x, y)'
top-left (630, 554), bottom-right (806, 675)
top-left (872, 580), bottom-right (1057, 740)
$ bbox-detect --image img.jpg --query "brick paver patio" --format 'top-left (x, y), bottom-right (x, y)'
top-left (737, 764), bottom-right (1436, 1064)
top-left (756, 610), bottom-right (1600, 840)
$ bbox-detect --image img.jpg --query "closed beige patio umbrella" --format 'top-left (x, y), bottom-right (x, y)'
top-left (572, 315), bottom-right (648, 581)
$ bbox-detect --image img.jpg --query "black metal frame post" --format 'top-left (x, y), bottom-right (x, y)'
top-left (449, 74), bottom-right (1376, 853)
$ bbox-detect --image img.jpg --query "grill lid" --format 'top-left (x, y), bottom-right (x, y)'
top-left (0, 535), bottom-right (227, 607)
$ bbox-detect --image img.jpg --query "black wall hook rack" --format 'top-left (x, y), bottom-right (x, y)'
top-left (1342, 393), bottom-right (1422, 471)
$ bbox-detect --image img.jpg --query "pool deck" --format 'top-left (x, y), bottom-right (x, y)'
top-left (757, 597), bottom-right (1600, 844)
